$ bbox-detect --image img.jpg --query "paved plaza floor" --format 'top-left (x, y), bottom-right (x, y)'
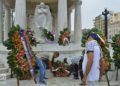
top-left (0, 76), bottom-right (119, 86)
top-left (0, 70), bottom-right (119, 86)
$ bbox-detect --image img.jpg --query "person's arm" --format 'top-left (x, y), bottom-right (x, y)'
top-left (49, 61), bottom-right (52, 72)
top-left (84, 52), bottom-right (94, 79)
top-left (48, 53), bottom-right (53, 72)
top-left (82, 52), bottom-right (94, 84)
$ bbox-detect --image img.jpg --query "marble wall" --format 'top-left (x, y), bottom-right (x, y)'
top-left (0, 45), bottom-right (9, 68)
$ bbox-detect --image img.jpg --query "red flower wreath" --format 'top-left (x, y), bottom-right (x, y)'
top-left (58, 28), bottom-right (70, 46)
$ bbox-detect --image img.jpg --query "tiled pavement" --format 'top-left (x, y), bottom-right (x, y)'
top-left (0, 76), bottom-right (119, 86)
top-left (0, 70), bottom-right (119, 86)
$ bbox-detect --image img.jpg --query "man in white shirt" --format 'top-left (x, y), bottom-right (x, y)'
top-left (82, 33), bottom-right (102, 86)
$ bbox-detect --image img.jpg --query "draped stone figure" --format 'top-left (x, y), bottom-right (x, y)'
top-left (33, 2), bottom-right (52, 43)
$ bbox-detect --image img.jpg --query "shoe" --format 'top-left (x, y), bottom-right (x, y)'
top-left (44, 77), bottom-right (48, 79)
top-left (39, 80), bottom-right (46, 84)
top-left (74, 77), bottom-right (79, 79)
top-left (80, 83), bottom-right (87, 85)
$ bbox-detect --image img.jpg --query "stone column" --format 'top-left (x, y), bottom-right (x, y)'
top-left (57, 0), bottom-right (68, 36)
top-left (0, 0), bottom-right (3, 43)
top-left (4, 6), bottom-right (11, 41)
top-left (52, 13), bottom-right (57, 32)
top-left (74, 0), bottom-right (82, 44)
top-left (68, 9), bottom-right (71, 32)
top-left (15, 0), bottom-right (26, 29)
top-left (52, 13), bottom-right (58, 41)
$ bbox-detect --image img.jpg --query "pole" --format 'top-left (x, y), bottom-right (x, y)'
top-left (102, 9), bottom-right (109, 39)
top-left (105, 13), bottom-right (108, 39)
top-left (102, 9), bottom-right (110, 86)
top-left (116, 66), bottom-right (118, 81)
top-left (17, 77), bottom-right (19, 86)
top-left (106, 72), bottom-right (110, 86)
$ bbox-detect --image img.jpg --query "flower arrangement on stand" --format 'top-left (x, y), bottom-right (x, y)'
top-left (42, 29), bottom-right (55, 42)
top-left (98, 35), bottom-right (110, 68)
top-left (58, 28), bottom-right (70, 46)
top-left (112, 34), bottom-right (120, 68)
top-left (53, 61), bottom-right (70, 77)
top-left (3, 25), bottom-right (37, 80)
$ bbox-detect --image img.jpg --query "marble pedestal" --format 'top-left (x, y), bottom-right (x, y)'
top-left (33, 43), bottom-right (84, 64)
top-left (0, 44), bottom-right (11, 80)
top-left (0, 44), bottom-right (9, 68)
top-left (0, 43), bottom-right (84, 66)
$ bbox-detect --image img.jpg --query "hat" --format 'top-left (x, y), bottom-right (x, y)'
top-left (88, 33), bottom-right (105, 44)
top-left (87, 33), bottom-right (100, 41)
top-left (97, 34), bottom-right (105, 44)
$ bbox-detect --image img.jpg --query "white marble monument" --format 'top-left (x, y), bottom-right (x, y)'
top-left (33, 2), bottom-right (52, 43)
top-left (1, 0), bottom-right (83, 75)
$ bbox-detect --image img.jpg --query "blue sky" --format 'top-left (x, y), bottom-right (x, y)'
top-left (81, 0), bottom-right (120, 29)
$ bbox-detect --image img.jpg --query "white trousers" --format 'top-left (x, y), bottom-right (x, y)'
top-left (88, 81), bottom-right (99, 86)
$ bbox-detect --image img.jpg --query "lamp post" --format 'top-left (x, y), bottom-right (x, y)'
top-left (102, 9), bottom-right (111, 86)
top-left (102, 9), bottom-right (109, 39)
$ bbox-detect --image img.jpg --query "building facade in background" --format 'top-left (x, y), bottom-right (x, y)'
top-left (94, 12), bottom-right (120, 40)
top-left (108, 12), bottom-right (120, 39)
top-left (94, 15), bottom-right (105, 34)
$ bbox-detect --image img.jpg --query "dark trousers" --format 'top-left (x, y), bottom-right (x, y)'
top-left (79, 70), bottom-right (83, 80)
top-left (73, 64), bottom-right (79, 79)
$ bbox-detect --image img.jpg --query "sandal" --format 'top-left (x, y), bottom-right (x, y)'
top-left (80, 83), bottom-right (87, 86)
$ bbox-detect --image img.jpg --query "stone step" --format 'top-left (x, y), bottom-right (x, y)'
top-left (0, 68), bottom-right (9, 74)
top-left (0, 73), bottom-right (11, 81)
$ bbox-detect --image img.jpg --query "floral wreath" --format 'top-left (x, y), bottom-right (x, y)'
top-left (42, 29), bottom-right (55, 41)
top-left (58, 28), bottom-right (70, 46)
top-left (112, 34), bottom-right (120, 68)
top-left (3, 25), bottom-right (37, 79)
top-left (53, 61), bottom-right (69, 77)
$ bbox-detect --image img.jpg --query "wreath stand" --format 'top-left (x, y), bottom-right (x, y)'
top-left (16, 29), bottom-right (37, 86)
top-left (105, 72), bottom-right (110, 86)
top-left (16, 77), bottom-right (37, 86)
top-left (116, 66), bottom-right (119, 81)
top-left (105, 61), bottom-right (120, 86)
top-left (17, 77), bottom-right (19, 86)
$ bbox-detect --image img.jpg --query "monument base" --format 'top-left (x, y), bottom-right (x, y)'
top-left (32, 43), bottom-right (84, 64)
top-left (0, 43), bottom-right (9, 68)
top-left (0, 43), bottom-right (11, 80)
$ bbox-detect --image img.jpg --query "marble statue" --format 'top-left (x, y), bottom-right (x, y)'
top-left (33, 2), bottom-right (52, 43)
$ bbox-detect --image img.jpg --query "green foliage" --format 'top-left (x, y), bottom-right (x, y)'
top-left (81, 28), bottom-right (102, 47)
top-left (3, 25), bottom-right (36, 80)
top-left (111, 33), bottom-right (120, 68)
top-left (3, 26), bottom-right (24, 79)
top-left (3, 39), bottom-right (14, 50)
top-left (3, 26), bottom-right (19, 50)
top-left (42, 29), bottom-right (54, 41)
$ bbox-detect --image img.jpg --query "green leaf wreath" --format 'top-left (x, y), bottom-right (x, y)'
top-left (3, 25), bottom-right (37, 80)
top-left (112, 33), bottom-right (120, 68)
